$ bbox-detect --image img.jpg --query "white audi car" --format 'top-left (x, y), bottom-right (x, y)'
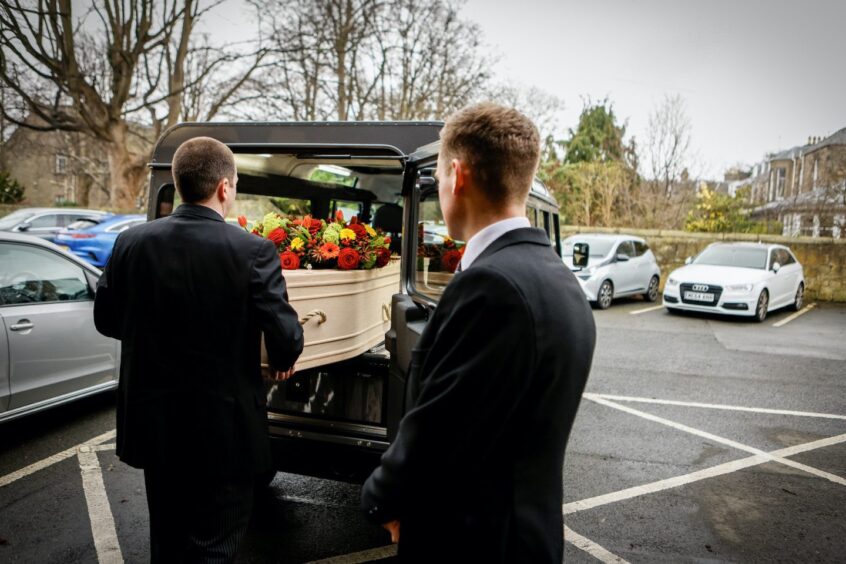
top-left (563, 234), bottom-right (662, 309)
top-left (663, 242), bottom-right (805, 322)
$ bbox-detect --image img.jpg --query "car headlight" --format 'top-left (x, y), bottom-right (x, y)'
top-left (726, 283), bottom-right (753, 293)
top-left (666, 277), bottom-right (679, 286)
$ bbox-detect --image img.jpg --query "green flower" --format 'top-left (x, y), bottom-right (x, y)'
top-left (262, 213), bottom-right (284, 237)
top-left (322, 229), bottom-right (340, 244)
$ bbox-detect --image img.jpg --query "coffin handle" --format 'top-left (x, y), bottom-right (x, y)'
top-left (299, 309), bottom-right (327, 326)
top-left (382, 303), bottom-right (391, 322)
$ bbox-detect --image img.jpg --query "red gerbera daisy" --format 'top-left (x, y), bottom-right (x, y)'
top-left (319, 242), bottom-right (341, 260)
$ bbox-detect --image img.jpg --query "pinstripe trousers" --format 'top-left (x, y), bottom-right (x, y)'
top-left (144, 469), bottom-right (254, 563)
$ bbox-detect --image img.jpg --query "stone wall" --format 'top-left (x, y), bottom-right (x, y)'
top-left (561, 226), bottom-right (846, 302)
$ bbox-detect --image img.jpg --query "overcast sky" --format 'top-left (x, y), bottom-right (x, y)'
top-left (204, 0), bottom-right (846, 178)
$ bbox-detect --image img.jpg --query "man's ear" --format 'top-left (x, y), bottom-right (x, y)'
top-left (215, 178), bottom-right (228, 202)
top-left (452, 159), bottom-right (467, 195)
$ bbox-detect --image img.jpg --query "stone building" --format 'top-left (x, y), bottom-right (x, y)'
top-left (750, 127), bottom-right (846, 238)
top-left (0, 113), bottom-right (152, 209)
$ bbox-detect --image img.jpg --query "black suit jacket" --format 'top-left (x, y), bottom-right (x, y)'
top-left (94, 204), bottom-right (303, 479)
top-left (362, 227), bottom-right (596, 563)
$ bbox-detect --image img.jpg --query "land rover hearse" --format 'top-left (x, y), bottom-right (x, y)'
top-left (146, 122), bottom-right (566, 482)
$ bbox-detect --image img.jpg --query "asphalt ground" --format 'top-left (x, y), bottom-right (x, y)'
top-left (0, 298), bottom-right (844, 563)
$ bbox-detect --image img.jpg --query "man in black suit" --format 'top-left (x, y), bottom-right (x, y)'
top-left (94, 137), bottom-right (303, 562)
top-left (361, 104), bottom-right (596, 562)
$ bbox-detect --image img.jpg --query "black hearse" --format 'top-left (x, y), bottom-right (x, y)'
top-left (147, 122), bottom-right (565, 482)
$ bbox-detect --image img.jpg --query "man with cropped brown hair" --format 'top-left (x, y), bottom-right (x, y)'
top-left (95, 136), bottom-right (303, 562)
top-left (171, 136), bottom-right (238, 203)
top-left (438, 102), bottom-right (541, 207)
top-left (362, 104), bottom-right (596, 562)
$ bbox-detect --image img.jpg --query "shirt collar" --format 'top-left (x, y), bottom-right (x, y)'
top-left (459, 216), bottom-right (531, 270)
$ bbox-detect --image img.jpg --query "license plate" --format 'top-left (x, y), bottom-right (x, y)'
top-left (684, 291), bottom-right (714, 302)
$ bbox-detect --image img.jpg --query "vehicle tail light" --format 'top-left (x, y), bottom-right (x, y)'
top-left (71, 233), bottom-right (96, 239)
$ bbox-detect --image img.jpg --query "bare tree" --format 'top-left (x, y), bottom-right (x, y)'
top-left (637, 94), bottom-right (699, 228)
top-left (381, 0), bottom-right (492, 120)
top-left (492, 83), bottom-right (564, 154)
top-left (644, 94), bottom-right (693, 196)
top-left (253, 0), bottom-right (492, 122)
top-left (0, 0), bottom-right (266, 208)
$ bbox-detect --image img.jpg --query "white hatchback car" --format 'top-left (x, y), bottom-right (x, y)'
top-left (663, 242), bottom-right (805, 322)
top-left (563, 234), bottom-right (662, 309)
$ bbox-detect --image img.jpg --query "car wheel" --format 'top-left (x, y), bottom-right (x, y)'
top-left (792, 283), bottom-right (804, 311)
top-left (754, 290), bottom-right (769, 322)
top-left (644, 276), bottom-right (660, 302)
top-left (596, 280), bottom-right (614, 310)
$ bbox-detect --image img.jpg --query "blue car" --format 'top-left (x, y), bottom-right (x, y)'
top-left (53, 214), bottom-right (146, 267)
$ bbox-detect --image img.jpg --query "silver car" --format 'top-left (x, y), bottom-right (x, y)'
top-left (563, 234), bottom-right (662, 309)
top-left (0, 232), bottom-right (118, 422)
top-left (0, 207), bottom-right (112, 241)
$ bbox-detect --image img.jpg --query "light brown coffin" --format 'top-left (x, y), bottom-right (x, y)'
top-left (262, 260), bottom-right (400, 371)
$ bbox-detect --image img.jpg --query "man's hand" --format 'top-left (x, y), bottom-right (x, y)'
top-left (382, 520), bottom-right (400, 544)
top-left (272, 367), bottom-right (296, 381)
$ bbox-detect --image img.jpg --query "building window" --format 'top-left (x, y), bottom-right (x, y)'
top-left (775, 168), bottom-right (786, 199)
top-left (55, 154), bottom-right (67, 175)
top-left (813, 158), bottom-right (819, 190)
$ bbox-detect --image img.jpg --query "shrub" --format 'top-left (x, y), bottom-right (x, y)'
top-left (0, 171), bottom-right (25, 204)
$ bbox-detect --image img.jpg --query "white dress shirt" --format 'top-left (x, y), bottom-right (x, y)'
top-left (459, 216), bottom-right (531, 271)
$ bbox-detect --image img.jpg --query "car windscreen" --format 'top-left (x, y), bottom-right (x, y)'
top-left (0, 210), bottom-right (36, 230)
top-left (562, 238), bottom-right (615, 257)
top-left (67, 218), bottom-right (101, 230)
top-left (694, 246), bottom-right (767, 269)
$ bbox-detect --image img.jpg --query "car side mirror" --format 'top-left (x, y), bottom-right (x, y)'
top-left (17, 222), bottom-right (31, 232)
top-left (684, 256), bottom-right (693, 265)
top-left (772, 262), bottom-right (781, 273)
top-left (615, 254), bottom-right (630, 262)
top-left (573, 242), bottom-right (589, 268)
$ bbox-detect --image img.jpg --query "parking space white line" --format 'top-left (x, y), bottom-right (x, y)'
top-left (629, 305), bottom-right (664, 315)
top-left (563, 453), bottom-right (769, 515)
top-left (585, 396), bottom-right (846, 486)
top-left (588, 393), bottom-right (846, 421)
top-left (586, 395), bottom-right (767, 457)
top-left (92, 444), bottom-right (117, 452)
top-left (78, 446), bottom-right (124, 564)
top-left (0, 429), bottom-right (116, 489)
top-left (770, 433), bottom-right (846, 458)
top-left (565, 525), bottom-right (631, 563)
top-left (304, 545), bottom-right (397, 563)
top-left (772, 302), bottom-right (817, 327)
top-left (770, 457), bottom-right (846, 486)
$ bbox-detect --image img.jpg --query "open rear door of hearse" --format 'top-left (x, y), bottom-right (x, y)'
top-left (383, 141), bottom-right (454, 441)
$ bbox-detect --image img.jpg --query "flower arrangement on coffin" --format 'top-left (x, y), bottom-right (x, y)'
top-left (417, 223), bottom-right (465, 273)
top-left (238, 210), bottom-right (393, 271)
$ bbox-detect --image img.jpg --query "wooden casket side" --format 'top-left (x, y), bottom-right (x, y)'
top-left (262, 260), bottom-right (400, 371)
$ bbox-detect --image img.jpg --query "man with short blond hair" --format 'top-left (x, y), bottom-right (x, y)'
top-left (362, 104), bottom-right (596, 562)
top-left (95, 136), bottom-right (303, 562)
